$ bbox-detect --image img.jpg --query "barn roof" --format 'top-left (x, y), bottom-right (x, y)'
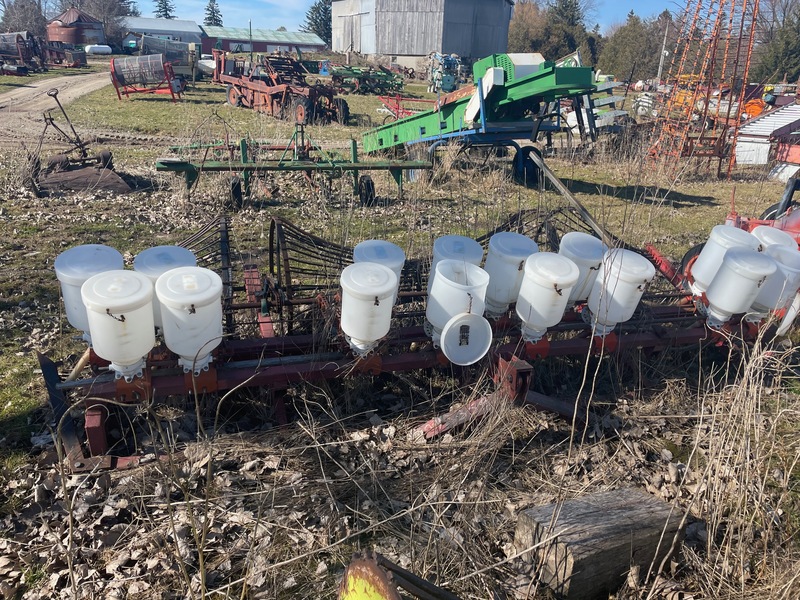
top-left (49, 7), bottom-right (103, 25)
top-left (200, 26), bottom-right (325, 46)
top-left (123, 17), bottom-right (203, 35)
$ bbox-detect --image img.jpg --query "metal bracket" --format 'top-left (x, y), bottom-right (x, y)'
top-left (494, 353), bottom-right (533, 402)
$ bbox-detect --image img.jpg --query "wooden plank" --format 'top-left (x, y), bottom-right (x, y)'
top-left (514, 488), bottom-right (683, 600)
top-left (594, 81), bottom-right (626, 92)
top-left (592, 95), bottom-right (625, 108)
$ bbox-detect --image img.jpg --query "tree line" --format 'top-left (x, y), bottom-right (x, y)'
top-left (3, 0), bottom-right (799, 83)
top-left (509, 0), bottom-right (800, 84)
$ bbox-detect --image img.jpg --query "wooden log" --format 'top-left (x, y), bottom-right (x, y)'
top-left (514, 488), bottom-right (684, 600)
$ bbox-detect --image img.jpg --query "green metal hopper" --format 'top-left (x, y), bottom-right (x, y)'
top-left (362, 54), bottom-right (596, 154)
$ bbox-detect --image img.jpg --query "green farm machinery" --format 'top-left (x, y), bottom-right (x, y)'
top-left (330, 64), bottom-right (404, 95)
top-left (362, 53), bottom-right (597, 182)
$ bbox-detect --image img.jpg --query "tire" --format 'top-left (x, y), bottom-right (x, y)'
top-left (291, 96), bottom-right (312, 124)
top-left (680, 243), bottom-right (705, 291)
top-left (334, 98), bottom-right (350, 125)
top-left (226, 176), bottom-right (244, 210)
top-left (358, 175), bottom-right (376, 206)
top-left (760, 201), bottom-right (797, 220)
top-left (226, 84), bottom-right (241, 107)
top-left (513, 146), bottom-right (542, 189)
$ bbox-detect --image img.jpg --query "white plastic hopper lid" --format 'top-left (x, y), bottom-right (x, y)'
top-left (433, 235), bottom-right (484, 263)
top-left (766, 244), bottom-right (800, 271)
top-left (54, 244), bottom-right (124, 286)
top-left (340, 263), bottom-right (397, 299)
top-left (751, 225), bottom-right (797, 250)
top-left (81, 270), bottom-right (153, 313)
top-left (439, 312), bottom-right (492, 366)
top-left (559, 231), bottom-right (606, 260)
top-left (156, 267), bottom-right (223, 309)
top-left (134, 246), bottom-right (197, 278)
top-left (711, 224), bottom-right (760, 249)
top-left (488, 231), bottom-right (538, 259)
top-left (723, 247), bottom-right (777, 277)
top-left (524, 252), bottom-right (580, 287)
top-left (603, 248), bottom-right (656, 283)
top-left (353, 240), bottom-right (406, 270)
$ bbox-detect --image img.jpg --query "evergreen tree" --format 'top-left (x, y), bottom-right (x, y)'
top-left (301, 0), bottom-right (331, 46)
top-left (752, 9), bottom-right (800, 82)
top-left (549, 0), bottom-right (584, 28)
top-left (203, 0), bottom-right (222, 27)
top-left (153, 0), bottom-right (175, 19)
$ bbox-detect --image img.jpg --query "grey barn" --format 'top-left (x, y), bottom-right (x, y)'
top-left (331, 0), bottom-right (513, 65)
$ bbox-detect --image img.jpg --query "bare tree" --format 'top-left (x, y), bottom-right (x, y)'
top-left (0, 0), bottom-right (46, 35)
top-left (757, 0), bottom-right (797, 44)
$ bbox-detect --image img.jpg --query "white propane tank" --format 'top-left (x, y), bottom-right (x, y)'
top-left (428, 235), bottom-right (484, 292)
top-left (588, 249), bottom-right (656, 335)
top-left (426, 259), bottom-right (489, 343)
top-left (80, 270), bottom-right (155, 380)
top-left (483, 232), bottom-right (538, 316)
top-left (134, 246), bottom-right (197, 328)
top-left (751, 225), bottom-right (797, 250)
top-left (705, 247), bottom-right (777, 327)
top-left (54, 244), bottom-right (124, 340)
top-left (340, 262), bottom-right (397, 355)
top-left (156, 267), bottom-right (224, 373)
top-left (690, 225), bottom-right (761, 294)
top-left (558, 231), bottom-right (607, 304)
top-left (85, 44), bottom-right (112, 55)
top-left (353, 240), bottom-right (406, 303)
top-left (516, 253), bottom-right (580, 342)
top-left (750, 244), bottom-right (800, 318)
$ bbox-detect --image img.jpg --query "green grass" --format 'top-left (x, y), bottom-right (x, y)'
top-left (0, 353), bottom-right (43, 448)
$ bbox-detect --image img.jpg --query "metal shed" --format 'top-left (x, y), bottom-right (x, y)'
top-left (736, 103), bottom-right (800, 166)
top-left (122, 17), bottom-right (203, 45)
top-left (332, 0), bottom-right (513, 62)
top-left (199, 26), bottom-right (326, 55)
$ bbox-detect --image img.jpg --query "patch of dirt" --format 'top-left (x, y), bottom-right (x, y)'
top-left (0, 73), bottom-right (112, 147)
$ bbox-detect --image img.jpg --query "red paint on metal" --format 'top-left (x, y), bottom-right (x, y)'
top-left (243, 264), bottom-right (275, 338)
top-left (84, 403), bottom-right (108, 456)
top-left (524, 338), bottom-right (551, 360)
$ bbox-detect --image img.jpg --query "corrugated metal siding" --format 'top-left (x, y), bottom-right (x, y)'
top-left (375, 0), bottom-right (444, 55)
top-left (442, 0), bottom-right (512, 57)
top-left (739, 104), bottom-right (800, 139)
top-left (735, 139), bottom-right (771, 165)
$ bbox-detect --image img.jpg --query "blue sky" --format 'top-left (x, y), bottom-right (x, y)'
top-left (147, 0), bottom-right (676, 36)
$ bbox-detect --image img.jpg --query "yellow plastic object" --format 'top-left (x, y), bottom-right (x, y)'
top-left (337, 556), bottom-right (401, 600)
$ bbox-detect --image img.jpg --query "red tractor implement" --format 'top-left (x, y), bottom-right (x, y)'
top-left (212, 49), bottom-right (349, 125)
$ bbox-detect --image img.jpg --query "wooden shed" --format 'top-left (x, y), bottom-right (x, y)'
top-left (332, 0), bottom-right (513, 63)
